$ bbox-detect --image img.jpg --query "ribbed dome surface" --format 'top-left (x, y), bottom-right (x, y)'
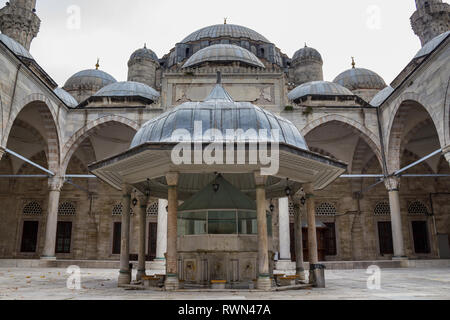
top-left (414, 31), bottom-right (450, 59)
top-left (131, 84), bottom-right (308, 150)
top-left (182, 24), bottom-right (270, 43)
top-left (333, 68), bottom-right (386, 91)
top-left (0, 34), bottom-right (33, 59)
top-left (288, 81), bottom-right (354, 101)
top-left (64, 69), bottom-right (117, 89)
top-left (54, 88), bottom-right (78, 108)
top-left (129, 46), bottom-right (159, 63)
top-left (183, 44), bottom-right (265, 68)
top-left (370, 86), bottom-right (394, 107)
top-left (292, 46), bottom-right (322, 64)
top-left (94, 81), bottom-right (160, 101)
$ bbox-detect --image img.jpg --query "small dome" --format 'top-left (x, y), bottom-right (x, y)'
top-left (370, 86), bottom-right (394, 107)
top-left (131, 82), bottom-right (308, 150)
top-left (129, 45), bottom-right (159, 64)
top-left (292, 45), bottom-right (323, 64)
top-left (288, 81), bottom-right (354, 101)
top-left (333, 68), bottom-right (387, 91)
top-left (181, 24), bottom-right (270, 43)
top-left (183, 44), bottom-right (265, 69)
top-left (64, 69), bottom-right (117, 90)
top-left (0, 34), bottom-right (33, 59)
top-left (54, 88), bottom-right (78, 107)
top-left (414, 31), bottom-right (450, 59)
top-left (94, 81), bottom-right (160, 101)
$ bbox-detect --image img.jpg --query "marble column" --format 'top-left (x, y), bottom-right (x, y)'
top-left (255, 172), bottom-right (271, 291)
top-left (118, 184), bottom-right (133, 287)
top-left (305, 183), bottom-right (323, 287)
top-left (155, 199), bottom-right (168, 262)
top-left (385, 177), bottom-right (407, 259)
top-left (293, 193), bottom-right (306, 281)
top-left (41, 176), bottom-right (64, 260)
top-left (443, 145), bottom-right (450, 166)
top-left (136, 194), bottom-right (149, 281)
top-left (278, 197), bottom-right (291, 261)
top-left (165, 172), bottom-right (179, 290)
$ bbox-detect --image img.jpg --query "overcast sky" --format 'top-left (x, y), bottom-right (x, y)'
top-left (1, 0), bottom-right (427, 86)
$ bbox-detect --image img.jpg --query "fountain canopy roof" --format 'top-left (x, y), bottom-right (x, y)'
top-left (131, 77), bottom-right (309, 151)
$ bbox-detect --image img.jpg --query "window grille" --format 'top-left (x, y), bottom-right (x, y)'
top-left (112, 203), bottom-right (134, 216)
top-left (289, 202), bottom-right (295, 216)
top-left (23, 201), bottom-right (42, 216)
top-left (58, 202), bottom-right (76, 216)
top-left (147, 201), bottom-right (159, 216)
top-left (374, 202), bottom-right (391, 216)
top-left (408, 201), bottom-right (429, 216)
top-left (316, 203), bottom-right (337, 216)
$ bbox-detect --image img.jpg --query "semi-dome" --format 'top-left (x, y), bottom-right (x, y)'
top-left (181, 24), bottom-right (270, 43)
top-left (54, 87), bottom-right (78, 108)
top-left (64, 69), bottom-right (117, 90)
top-left (129, 45), bottom-right (159, 63)
top-left (370, 86), bottom-right (394, 107)
top-left (333, 67), bottom-right (387, 91)
top-left (183, 44), bottom-right (265, 69)
top-left (94, 81), bottom-right (160, 101)
top-left (414, 30), bottom-right (450, 59)
top-left (288, 81), bottom-right (354, 101)
top-left (292, 45), bottom-right (323, 64)
top-left (131, 78), bottom-right (308, 150)
top-left (0, 34), bottom-right (33, 59)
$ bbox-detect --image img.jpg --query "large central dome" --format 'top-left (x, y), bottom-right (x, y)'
top-left (181, 24), bottom-right (271, 43)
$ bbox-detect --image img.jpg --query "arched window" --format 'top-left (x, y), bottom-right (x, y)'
top-left (58, 202), bottom-right (76, 216)
top-left (185, 47), bottom-right (190, 57)
top-left (23, 201), bottom-right (42, 215)
top-left (112, 203), bottom-right (134, 216)
top-left (408, 201), bottom-right (429, 216)
top-left (147, 201), bottom-right (159, 216)
top-left (316, 203), bottom-right (337, 216)
top-left (260, 48), bottom-right (265, 57)
top-left (374, 202), bottom-right (390, 216)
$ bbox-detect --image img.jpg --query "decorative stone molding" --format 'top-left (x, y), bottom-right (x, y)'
top-left (165, 172), bottom-right (179, 187)
top-left (384, 176), bottom-right (400, 192)
top-left (443, 145), bottom-right (450, 164)
top-left (48, 176), bottom-right (64, 192)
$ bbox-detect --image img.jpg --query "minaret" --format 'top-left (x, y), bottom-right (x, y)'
top-left (0, 0), bottom-right (41, 50)
top-left (411, 0), bottom-right (450, 46)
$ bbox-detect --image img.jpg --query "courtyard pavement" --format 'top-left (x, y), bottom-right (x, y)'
top-left (0, 267), bottom-right (449, 300)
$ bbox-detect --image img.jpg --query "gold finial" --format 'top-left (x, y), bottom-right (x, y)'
top-left (95, 58), bottom-right (100, 70)
top-left (351, 57), bottom-right (356, 69)
top-left (224, 17), bottom-right (227, 24)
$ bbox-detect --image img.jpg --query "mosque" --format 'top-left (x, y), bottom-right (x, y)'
top-left (0, 0), bottom-right (449, 290)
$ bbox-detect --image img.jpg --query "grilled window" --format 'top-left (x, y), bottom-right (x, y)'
top-left (23, 201), bottom-right (42, 216)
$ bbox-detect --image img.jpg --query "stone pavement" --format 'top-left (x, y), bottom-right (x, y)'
top-left (0, 267), bottom-right (449, 300)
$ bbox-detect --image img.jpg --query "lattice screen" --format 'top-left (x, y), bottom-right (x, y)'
top-left (112, 203), bottom-right (134, 216)
top-left (408, 201), bottom-right (429, 216)
top-left (374, 202), bottom-right (390, 216)
top-left (58, 202), bottom-right (76, 216)
top-left (289, 202), bottom-right (295, 216)
top-left (23, 201), bottom-right (42, 215)
top-left (147, 201), bottom-right (159, 215)
top-left (316, 203), bottom-right (337, 216)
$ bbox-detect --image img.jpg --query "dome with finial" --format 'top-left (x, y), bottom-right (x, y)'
top-left (129, 44), bottom-right (159, 64)
top-left (292, 44), bottom-right (323, 65)
top-left (181, 24), bottom-right (271, 44)
top-left (333, 58), bottom-right (387, 91)
top-left (64, 60), bottom-right (117, 92)
top-left (131, 72), bottom-right (308, 150)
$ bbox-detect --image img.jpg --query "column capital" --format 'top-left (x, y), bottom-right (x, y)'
top-left (166, 172), bottom-right (179, 187)
top-left (384, 176), bottom-right (400, 191)
top-left (443, 145), bottom-right (450, 163)
top-left (254, 171), bottom-right (268, 187)
top-left (303, 183), bottom-right (314, 196)
top-left (121, 183), bottom-right (133, 195)
top-left (48, 176), bottom-right (64, 192)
